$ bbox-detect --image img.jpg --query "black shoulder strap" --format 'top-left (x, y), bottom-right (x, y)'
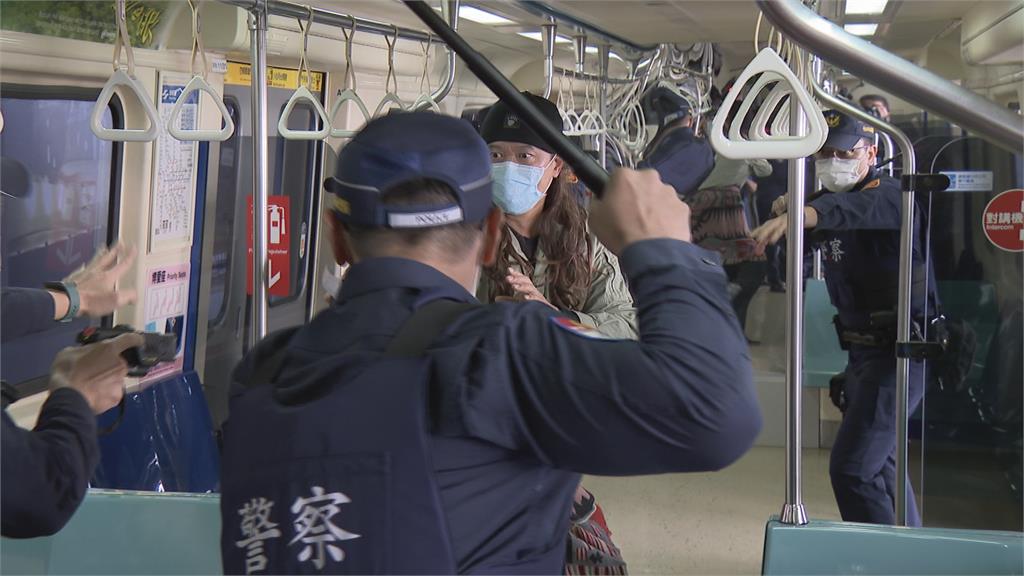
top-left (247, 300), bottom-right (474, 388)
top-left (386, 300), bottom-right (475, 357)
top-left (1, 381), bottom-right (19, 410)
top-left (247, 327), bottom-right (303, 389)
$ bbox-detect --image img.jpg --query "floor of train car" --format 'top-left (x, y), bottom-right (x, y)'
top-left (585, 287), bottom-right (1020, 574)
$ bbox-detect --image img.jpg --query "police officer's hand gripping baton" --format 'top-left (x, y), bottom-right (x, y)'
top-left (403, 1), bottom-right (610, 198)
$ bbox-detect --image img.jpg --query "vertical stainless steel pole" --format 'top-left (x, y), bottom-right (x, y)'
top-left (598, 45), bottom-right (610, 169)
top-left (249, 3), bottom-right (270, 344)
top-left (894, 174), bottom-right (916, 528)
top-left (781, 79), bottom-right (809, 526)
top-left (541, 19), bottom-right (556, 99)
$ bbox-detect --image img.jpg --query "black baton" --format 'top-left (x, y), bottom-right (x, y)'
top-left (403, 0), bottom-right (610, 197)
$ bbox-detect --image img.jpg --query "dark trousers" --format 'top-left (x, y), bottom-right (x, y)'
top-left (725, 261), bottom-right (766, 330)
top-left (755, 191), bottom-right (785, 287)
top-left (830, 347), bottom-right (925, 526)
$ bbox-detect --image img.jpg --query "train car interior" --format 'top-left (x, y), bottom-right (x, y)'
top-left (1, 0), bottom-right (1022, 573)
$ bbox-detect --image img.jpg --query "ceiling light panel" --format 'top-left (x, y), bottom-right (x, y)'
top-left (458, 6), bottom-right (514, 25)
top-left (518, 32), bottom-right (572, 43)
top-left (845, 0), bottom-right (888, 15)
top-left (844, 23), bottom-right (879, 36)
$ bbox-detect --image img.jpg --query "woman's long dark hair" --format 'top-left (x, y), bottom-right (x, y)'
top-left (486, 168), bottom-right (592, 310)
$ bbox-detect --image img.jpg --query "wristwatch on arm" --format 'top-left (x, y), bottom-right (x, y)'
top-left (44, 281), bottom-right (80, 323)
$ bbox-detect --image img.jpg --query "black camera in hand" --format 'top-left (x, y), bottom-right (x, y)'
top-left (77, 325), bottom-right (177, 377)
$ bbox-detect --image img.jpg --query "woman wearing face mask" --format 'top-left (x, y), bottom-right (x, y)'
top-left (478, 94), bottom-right (633, 575)
top-left (753, 110), bottom-right (937, 527)
top-left (477, 93), bottom-right (637, 340)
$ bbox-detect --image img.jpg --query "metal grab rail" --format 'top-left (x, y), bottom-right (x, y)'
top-left (221, 0), bottom-right (457, 107)
top-left (809, 72), bottom-right (919, 527)
top-left (757, 0), bottom-right (1023, 154)
top-left (517, 0), bottom-right (658, 54)
top-left (223, 0), bottom-right (446, 43)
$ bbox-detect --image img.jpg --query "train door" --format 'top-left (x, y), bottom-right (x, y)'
top-left (201, 62), bottom-right (325, 429)
top-left (915, 135), bottom-right (1023, 530)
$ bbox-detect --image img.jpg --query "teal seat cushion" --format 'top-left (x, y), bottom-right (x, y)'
top-left (763, 518), bottom-right (1024, 575)
top-left (803, 279), bottom-right (847, 388)
top-left (1, 489), bottom-right (221, 575)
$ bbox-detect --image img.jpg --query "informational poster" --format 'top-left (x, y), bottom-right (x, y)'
top-left (224, 61), bottom-right (324, 92)
top-left (141, 263), bottom-right (189, 385)
top-left (982, 189), bottom-right (1023, 253)
top-left (149, 72), bottom-right (199, 249)
top-left (247, 196), bottom-right (291, 297)
top-left (941, 171), bottom-right (994, 193)
top-left (0, 1), bottom-right (168, 48)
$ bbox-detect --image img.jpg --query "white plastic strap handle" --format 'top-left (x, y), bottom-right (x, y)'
top-left (374, 26), bottom-right (406, 118)
top-left (751, 84), bottom-right (791, 140)
top-left (410, 35), bottom-right (439, 113)
top-left (279, 86), bottom-right (332, 140)
top-left (91, 70), bottom-right (161, 142)
top-left (329, 22), bottom-right (370, 138)
top-left (710, 48), bottom-right (827, 160)
top-left (167, 0), bottom-right (234, 142)
top-left (728, 71), bottom-right (782, 140)
top-left (770, 102), bottom-right (793, 138)
top-left (168, 76), bottom-right (236, 142)
top-left (91, 0), bottom-right (159, 142)
top-left (279, 8), bottom-right (331, 140)
top-left (330, 90), bottom-right (371, 138)
top-left (374, 93), bottom-right (407, 118)
top-left (410, 93), bottom-right (441, 113)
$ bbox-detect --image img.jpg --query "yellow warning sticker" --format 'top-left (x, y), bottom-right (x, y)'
top-left (225, 61), bottom-right (323, 92)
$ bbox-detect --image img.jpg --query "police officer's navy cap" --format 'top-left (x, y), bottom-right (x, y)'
top-left (324, 113), bottom-right (493, 229)
top-left (642, 85), bottom-right (691, 126)
top-left (479, 92), bottom-right (563, 154)
top-left (823, 109), bottom-right (876, 151)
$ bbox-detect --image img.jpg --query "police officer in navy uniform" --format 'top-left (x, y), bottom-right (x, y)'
top-left (220, 112), bottom-right (761, 574)
top-left (753, 110), bottom-right (934, 526)
top-left (638, 86), bottom-right (715, 199)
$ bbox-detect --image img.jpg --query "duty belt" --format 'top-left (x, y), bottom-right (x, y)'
top-left (833, 312), bottom-right (949, 359)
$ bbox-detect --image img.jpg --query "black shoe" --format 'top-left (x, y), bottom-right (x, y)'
top-left (769, 283), bottom-right (786, 293)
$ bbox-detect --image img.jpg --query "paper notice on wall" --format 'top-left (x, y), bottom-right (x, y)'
top-left (149, 72), bottom-right (199, 249)
top-left (140, 262), bottom-right (189, 385)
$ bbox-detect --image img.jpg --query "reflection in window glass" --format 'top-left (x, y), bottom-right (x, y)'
top-left (0, 91), bottom-right (117, 385)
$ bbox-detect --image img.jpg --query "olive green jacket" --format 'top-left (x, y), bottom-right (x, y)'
top-left (476, 230), bottom-right (638, 339)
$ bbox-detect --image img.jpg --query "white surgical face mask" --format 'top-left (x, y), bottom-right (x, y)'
top-left (816, 157), bottom-right (865, 193)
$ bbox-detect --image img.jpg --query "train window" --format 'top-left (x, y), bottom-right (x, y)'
top-left (0, 85), bottom-right (121, 388)
top-left (208, 96), bottom-right (242, 327)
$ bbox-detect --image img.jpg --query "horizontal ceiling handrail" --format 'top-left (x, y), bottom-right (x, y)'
top-left (757, 0), bottom-right (1023, 154)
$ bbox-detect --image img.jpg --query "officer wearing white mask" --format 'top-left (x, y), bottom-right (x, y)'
top-left (753, 110), bottom-right (937, 527)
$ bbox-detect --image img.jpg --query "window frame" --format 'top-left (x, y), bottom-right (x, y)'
top-left (208, 95), bottom-right (242, 329)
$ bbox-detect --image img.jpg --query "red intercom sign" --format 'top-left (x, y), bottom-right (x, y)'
top-left (982, 189), bottom-right (1023, 253)
top-left (247, 196), bottom-right (291, 296)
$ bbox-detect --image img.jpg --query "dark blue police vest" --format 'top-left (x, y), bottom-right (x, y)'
top-left (220, 301), bottom-right (471, 574)
top-left (814, 174), bottom-right (931, 328)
